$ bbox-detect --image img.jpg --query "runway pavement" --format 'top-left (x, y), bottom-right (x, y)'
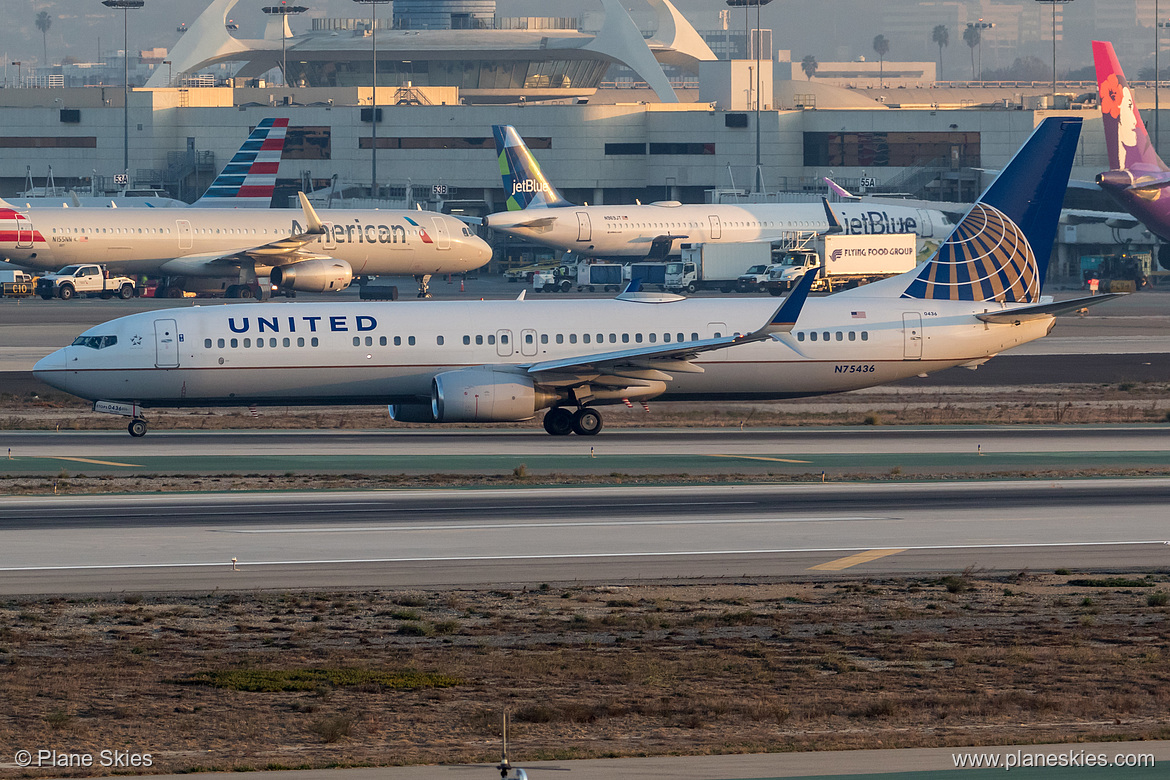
top-left (2, 480), bottom-right (1168, 595)
top-left (4, 425), bottom-right (1170, 476)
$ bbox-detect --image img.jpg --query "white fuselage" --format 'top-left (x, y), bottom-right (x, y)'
top-left (0, 206), bottom-right (491, 277)
top-left (34, 295), bottom-right (1051, 408)
top-left (484, 202), bottom-right (950, 258)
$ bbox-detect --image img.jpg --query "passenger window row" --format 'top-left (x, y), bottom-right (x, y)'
top-left (796, 331), bottom-right (869, 342)
top-left (207, 337), bottom-right (321, 349)
top-left (462, 332), bottom-right (704, 346)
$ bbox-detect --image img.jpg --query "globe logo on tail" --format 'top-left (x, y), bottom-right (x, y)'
top-left (902, 203), bottom-right (1039, 303)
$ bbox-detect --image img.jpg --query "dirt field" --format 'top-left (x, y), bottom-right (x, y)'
top-left (1, 575), bottom-right (1168, 776)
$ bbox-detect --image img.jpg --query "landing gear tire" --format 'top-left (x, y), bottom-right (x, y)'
top-left (238, 285), bottom-right (254, 299)
top-left (572, 408), bottom-right (603, 436)
top-left (128, 419), bottom-right (147, 438)
top-left (166, 286), bottom-right (184, 299)
top-left (542, 407), bottom-right (575, 436)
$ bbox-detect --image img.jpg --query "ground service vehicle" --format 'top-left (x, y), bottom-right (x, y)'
top-left (764, 233), bottom-right (918, 294)
top-left (504, 262), bottom-right (561, 283)
top-left (628, 261), bottom-right (669, 289)
top-left (737, 263), bottom-right (776, 292)
top-left (35, 264), bottom-right (137, 301)
top-left (1, 269), bottom-right (36, 297)
top-left (533, 262), bottom-right (624, 293)
top-left (666, 242), bottom-right (773, 293)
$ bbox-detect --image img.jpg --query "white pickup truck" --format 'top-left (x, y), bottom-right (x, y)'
top-left (35, 264), bottom-right (138, 301)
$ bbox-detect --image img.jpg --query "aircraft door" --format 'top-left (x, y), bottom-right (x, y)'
top-left (176, 219), bottom-right (193, 250)
top-left (576, 212), bottom-right (591, 242)
top-left (430, 217), bottom-right (451, 250)
top-left (154, 318), bottom-right (179, 368)
top-left (902, 313), bottom-right (923, 360)
top-left (520, 328), bottom-right (538, 357)
top-left (708, 215), bottom-right (721, 240)
top-left (322, 222), bottom-right (337, 251)
top-left (915, 209), bottom-right (933, 238)
top-left (15, 214), bottom-right (32, 248)
top-left (495, 329), bottom-right (513, 357)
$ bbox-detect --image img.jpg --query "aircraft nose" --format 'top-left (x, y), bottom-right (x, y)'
top-left (475, 236), bottom-right (493, 264)
top-left (33, 348), bottom-right (69, 392)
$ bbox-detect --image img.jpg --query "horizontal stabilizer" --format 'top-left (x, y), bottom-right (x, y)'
top-left (975, 293), bottom-right (1124, 323)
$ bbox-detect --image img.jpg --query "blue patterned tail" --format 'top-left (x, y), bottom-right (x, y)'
top-left (901, 117), bottom-right (1081, 302)
top-left (192, 118), bottom-right (288, 208)
top-left (493, 125), bottom-right (573, 211)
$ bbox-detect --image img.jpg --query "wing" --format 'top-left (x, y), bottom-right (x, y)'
top-left (975, 292), bottom-right (1124, 323)
top-left (524, 267), bottom-right (817, 390)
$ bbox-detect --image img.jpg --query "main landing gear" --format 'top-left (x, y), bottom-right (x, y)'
top-left (542, 406), bottom-right (603, 436)
top-left (414, 274), bottom-right (432, 298)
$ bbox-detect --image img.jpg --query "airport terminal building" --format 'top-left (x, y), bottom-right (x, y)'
top-left (0, 0), bottom-right (1158, 284)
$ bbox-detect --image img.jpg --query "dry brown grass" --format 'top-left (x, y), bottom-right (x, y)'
top-left (1, 576), bottom-right (1169, 775)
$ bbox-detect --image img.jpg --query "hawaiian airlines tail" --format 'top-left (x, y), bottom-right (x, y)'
top-left (1093, 42), bottom-right (1167, 175)
top-left (492, 125), bottom-right (574, 211)
top-left (846, 116), bottom-right (1082, 303)
top-left (191, 118), bottom-right (289, 208)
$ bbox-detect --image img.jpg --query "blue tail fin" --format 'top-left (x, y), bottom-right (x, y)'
top-left (900, 116), bottom-right (1081, 303)
top-left (192, 118), bottom-right (288, 208)
top-left (493, 125), bottom-right (574, 211)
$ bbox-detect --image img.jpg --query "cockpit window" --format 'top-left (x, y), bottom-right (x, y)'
top-left (71, 335), bottom-right (117, 349)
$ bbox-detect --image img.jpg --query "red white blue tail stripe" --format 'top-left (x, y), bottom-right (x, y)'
top-left (192, 118), bottom-right (288, 208)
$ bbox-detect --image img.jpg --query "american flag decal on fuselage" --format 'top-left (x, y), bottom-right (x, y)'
top-left (900, 202), bottom-right (1039, 303)
top-left (192, 118), bottom-right (289, 208)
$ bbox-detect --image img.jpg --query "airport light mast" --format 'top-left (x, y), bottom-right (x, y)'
top-left (726, 0), bottom-right (772, 196)
top-left (353, 0), bottom-right (390, 199)
top-left (101, 0), bottom-right (145, 181)
top-left (1034, 0), bottom-right (1074, 103)
top-left (261, 3), bottom-right (308, 87)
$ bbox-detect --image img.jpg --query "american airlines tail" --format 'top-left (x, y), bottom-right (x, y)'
top-left (190, 118), bottom-right (289, 208)
top-left (848, 116), bottom-right (1081, 303)
top-left (492, 125), bottom-right (574, 211)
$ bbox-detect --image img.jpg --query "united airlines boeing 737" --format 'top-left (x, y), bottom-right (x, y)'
top-left (35, 118), bottom-right (1116, 437)
top-left (482, 125), bottom-right (954, 259)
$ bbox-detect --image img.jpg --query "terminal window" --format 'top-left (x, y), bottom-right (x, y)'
top-left (802, 131), bottom-right (980, 167)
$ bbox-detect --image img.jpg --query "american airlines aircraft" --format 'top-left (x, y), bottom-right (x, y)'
top-left (482, 125), bottom-right (955, 259)
top-left (35, 118), bottom-right (1114, 438)
top-left (0, 119), bottom-right (491, 299)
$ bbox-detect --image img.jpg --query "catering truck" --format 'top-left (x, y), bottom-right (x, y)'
top-left (763, 233), bottom-right (918, 294)
top-left (665, 242), bottom-right (773, 294)
top-left (532, 261), bottom-right (625, 293)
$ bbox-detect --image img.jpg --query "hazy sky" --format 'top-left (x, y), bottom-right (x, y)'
top-left (9, 0), bottom-right (1124, 74)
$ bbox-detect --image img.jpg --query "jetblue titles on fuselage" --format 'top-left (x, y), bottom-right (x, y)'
top-left (841, 211), bottom-right (918, 236)
top-left (226, 314), bottom-right (379, 334)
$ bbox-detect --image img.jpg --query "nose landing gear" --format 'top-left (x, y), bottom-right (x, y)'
top-left (127, 418), bottom-right (148, 437)
top-left (541, 406), bottom-right (603, 436)
top-left (414, 274), bottom-right (432, 298)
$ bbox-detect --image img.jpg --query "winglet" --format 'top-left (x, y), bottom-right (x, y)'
top-left (623, 278), bottom-right (643, 294)
top-left (822, 198), bottom-right (844, 234)
top-left (748, 266), bottom-right (818, 337)
top-left (824, 177), bottom-right (857, 199)
top-left (297, 191), bottom-right (326, 235)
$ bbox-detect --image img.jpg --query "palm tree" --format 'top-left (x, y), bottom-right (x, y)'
top-left (932, 25), bottom-right (949, 81)
top-left (872, 34), bottom-right (890, 87)
top-left (35, 11), bottom-right (52, 66)
top-left (801, 55), bottom-right (818, 80)
top-left (963, 25), bottom-right (980, 81)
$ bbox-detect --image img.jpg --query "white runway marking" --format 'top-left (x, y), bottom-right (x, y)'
top-left (225, 516), bottom-right (890, 534)
top-left (0, 540), bottom-right (1163, 573)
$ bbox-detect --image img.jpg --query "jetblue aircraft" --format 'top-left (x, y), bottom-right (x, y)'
top-left (1092, 40), bottom-right (1170, 242)
top-left (35, 118), bottom-right (1115, 437)
top-left (482, 125), bottom-right (955, 259)
top-left (0, 119), bottom-right (491, 298)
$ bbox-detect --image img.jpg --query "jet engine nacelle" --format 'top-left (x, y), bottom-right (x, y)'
top-left (270, 259), bottom-right (353, 293)
top-left (431, 367), bottom-right (556, 422)
top-left (387, 403), bottom-right (435, 423)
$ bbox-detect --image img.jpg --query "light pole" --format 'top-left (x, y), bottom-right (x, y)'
top-left (727, 0), bottom-right (773, 195)
top-left (967, 20), bottom-right (994, 80)
top-left (353, 0), bottom-right (390, 199)
top-left (101, 0), bottom-right (145, 180)
top-left (9, 61), bottom-right (20, 88)
top-left (1159, 15), bottom-right (1170, 156)
top-left (1034, 0), bottom-right (1074, 102)
top-left (162, 59), bottom-right (171, 86)
top-left (261, 3), bottom-right (307, 87)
